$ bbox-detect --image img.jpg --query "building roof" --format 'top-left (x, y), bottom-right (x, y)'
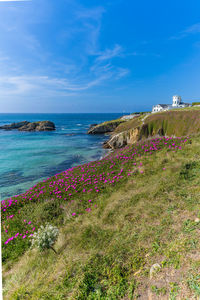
top-left (181, 102), bottom-right (190, 105)
top-left (158, 104), bottom-right (170, 108)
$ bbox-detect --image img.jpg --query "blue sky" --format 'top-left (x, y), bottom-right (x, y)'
top-left (0, 0), bottom-right (200, 113)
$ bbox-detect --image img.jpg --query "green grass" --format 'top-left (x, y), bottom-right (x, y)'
top-left (92, 118), bottom-right (126, 129)
top-left (2, 134), bottom-right (200, 299)
top-left (142, 109), bottom-right (200, 137)
top-left (114, 114), bottom-right (146, 134)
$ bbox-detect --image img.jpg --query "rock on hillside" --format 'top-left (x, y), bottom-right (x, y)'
top-left (0, 121), bottom-right (55, 131)
top-left (104, 127), bottom-right (141, 149)
top-left (87, 119), bottom-right (125, 134)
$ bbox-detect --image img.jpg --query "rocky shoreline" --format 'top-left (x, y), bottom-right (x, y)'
top-left (87, 116), bottom-right (141, 149)
top-left (88, 109), bottom-right (200, 150)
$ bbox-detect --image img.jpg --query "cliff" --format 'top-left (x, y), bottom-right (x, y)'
top-left (104, 108), bottom-right (200, 148)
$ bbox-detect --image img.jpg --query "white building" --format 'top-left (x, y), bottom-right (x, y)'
top-left (152, 95), bottom-right (191, 113)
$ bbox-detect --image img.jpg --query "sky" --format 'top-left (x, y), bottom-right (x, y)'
top-left (0, 0), bottom-right (200, 113)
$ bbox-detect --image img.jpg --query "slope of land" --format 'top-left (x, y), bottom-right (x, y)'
top-left (87, 118), bottom-right (126, 134)
top-left (104, 107), bottom-right (200, 149)
top-left (2, 131), bottom-right (200, 299)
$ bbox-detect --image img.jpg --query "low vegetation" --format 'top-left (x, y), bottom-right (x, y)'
top-left (192, 102), bottom-right (200, 106)
top-left (141, 109), bottom-right (200, 137)
top-left (2, 131), bottom-right (200, 299)
top-left (113, 115), bottom-right (143, 134)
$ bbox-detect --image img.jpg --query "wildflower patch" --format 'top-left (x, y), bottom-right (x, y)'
top-left (1, 136), bottom-right (189, 263)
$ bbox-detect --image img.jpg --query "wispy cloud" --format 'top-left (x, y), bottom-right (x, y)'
top-left (0, 70), bottom-right (128, 98)
top-left (0, 52), bottom-right (9, 61)
top-left (170, 23), bottom-right (200, 40)
top-left (0, 0), bottom-right (129, 102)
top-left (95, 44), bottom-right (123, 61)
top-left (75, 5), bottom-right (105, 21)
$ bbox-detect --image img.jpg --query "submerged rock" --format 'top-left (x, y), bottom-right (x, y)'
top-left (0, 121), bottom-right (55, 132)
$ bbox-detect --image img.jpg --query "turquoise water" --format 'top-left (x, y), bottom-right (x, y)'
top-left (0, 113), bottom-right (122, 200)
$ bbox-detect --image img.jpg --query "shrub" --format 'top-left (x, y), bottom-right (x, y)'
top-left (31, 224), bottom-right (59, 253)
top-left (179, 162), bottom-right (198, 180)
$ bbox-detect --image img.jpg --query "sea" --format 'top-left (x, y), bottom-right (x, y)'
top-left (0, 113), bottom-right (122, 200)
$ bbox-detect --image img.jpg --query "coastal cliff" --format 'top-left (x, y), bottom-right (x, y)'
top-left (103, 108), bottom-right (200, 148)
top-left (105, 127), bottom-right (141, 148)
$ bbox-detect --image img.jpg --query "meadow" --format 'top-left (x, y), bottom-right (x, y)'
top-left (2, 134), bottom-right (200, 299)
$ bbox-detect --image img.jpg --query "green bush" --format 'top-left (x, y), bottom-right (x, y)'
top-left (179, 162), bottom-right (199, 180)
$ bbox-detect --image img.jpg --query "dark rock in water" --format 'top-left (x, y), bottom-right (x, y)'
top-left (88, 123), bottom-right (98, 131)
top-left (0, 121), bottom-right (29, 130)
top-left (19, 121), bottom-right (55, 131)
top-left (0, 121), bottom-right (55, 132)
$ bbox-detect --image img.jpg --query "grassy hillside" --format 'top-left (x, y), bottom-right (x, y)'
top-left (113, 115), bottom-right (142, 134)
top-left (113, 108), bottom-right (200, 137)
top-left (88, 118), bottom-right (126, 134)
top-left (141, 109), bottom-right (200, 138)
top-left (2, 133), bottom-right (200, 299)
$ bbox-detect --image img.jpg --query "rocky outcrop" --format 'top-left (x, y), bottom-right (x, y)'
top-left (88, 123), bottom-right (98, 131)
top-left (87, 120), bottom-right (124, 134)
top-left (104, 127), bottom-right (141, 149)
top-left (0, 121), bottom-right (55, 131)
top-left (19, 121), bottom-right (55, 131)
top-left (0, 121), bottom-right (29, 130)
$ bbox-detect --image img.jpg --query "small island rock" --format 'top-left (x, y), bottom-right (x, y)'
top-left (0, 121), bottom-right (55, 132)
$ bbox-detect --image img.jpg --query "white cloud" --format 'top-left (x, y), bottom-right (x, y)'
top-left (170, 23), bottom-right (200, 40)
top-left (0, 71), bottom-right (121, 98)
top-left (0, 1), bottom-right (129, 102)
